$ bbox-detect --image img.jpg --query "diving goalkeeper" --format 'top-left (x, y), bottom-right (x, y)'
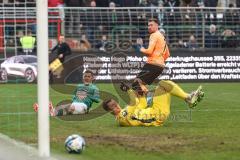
top-left (103, 81), bottom-right (204, 127)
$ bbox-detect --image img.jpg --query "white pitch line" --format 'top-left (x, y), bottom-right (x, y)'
top-left (0, 133), bottom-right (40, 160)
top-left (0, 133), bottom-right (70, 160)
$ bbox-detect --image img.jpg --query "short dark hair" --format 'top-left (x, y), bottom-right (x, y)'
top-left (148, 18), bottom-right (159, 25)
top-left (84, 70), bottom-right (94, 76)
top-left (102, 99), bottom-right (112, 111)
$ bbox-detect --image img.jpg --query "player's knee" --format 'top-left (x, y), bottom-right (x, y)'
top-left (159, 80), bottom-right (173, 92)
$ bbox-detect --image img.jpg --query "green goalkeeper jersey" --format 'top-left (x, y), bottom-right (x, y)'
top-left (72, 83), bottom-right (100, 109)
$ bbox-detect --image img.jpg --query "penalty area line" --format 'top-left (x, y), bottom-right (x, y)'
top-left (0, 133), bottom-right (66, 160)
top-left (0, 133), bottom-right (39, 160)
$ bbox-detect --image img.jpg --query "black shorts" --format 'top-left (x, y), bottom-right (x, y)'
top-left (136, 63), bottom-right (164, 85)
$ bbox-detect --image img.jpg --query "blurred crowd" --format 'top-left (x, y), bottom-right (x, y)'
top-left (1, 0), bottom-right (239, 8)
top-left (1, 0), bottom-right (240, 51)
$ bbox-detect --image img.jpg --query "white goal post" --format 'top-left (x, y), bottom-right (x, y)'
top-left (36, 0), bottom-right (50, 157)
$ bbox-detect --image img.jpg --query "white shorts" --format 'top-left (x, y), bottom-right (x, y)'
top-left (71, 102), bottom-right (88, 114)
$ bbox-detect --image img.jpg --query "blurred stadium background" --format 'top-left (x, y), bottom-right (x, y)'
top-left (0, 0), bottom-right (240, 160)
top-left (0, 0), bottom-right (239, 57)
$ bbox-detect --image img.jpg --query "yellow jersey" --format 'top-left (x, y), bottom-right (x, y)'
top-left (115, 89), bottom-right (168, 127)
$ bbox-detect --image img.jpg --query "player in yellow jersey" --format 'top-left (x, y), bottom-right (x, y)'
top-left (103, 81), bottom-right (204, 127)
top-left (132, 18), bottom-right (170, 95)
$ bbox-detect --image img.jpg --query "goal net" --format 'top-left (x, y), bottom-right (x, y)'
top-left (0, 4), bottom-right (239, 159)
top-left (0, 7), bottom-right (62, 60)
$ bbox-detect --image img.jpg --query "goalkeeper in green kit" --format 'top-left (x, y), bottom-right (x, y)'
top-left (34, 70), bottom-right (100, 116)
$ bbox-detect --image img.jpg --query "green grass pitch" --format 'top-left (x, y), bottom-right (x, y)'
top-left (0, 82), bottom-right (240, 160)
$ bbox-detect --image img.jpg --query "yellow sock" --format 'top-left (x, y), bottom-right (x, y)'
top-left (159, 80), bottom-right (188, 100)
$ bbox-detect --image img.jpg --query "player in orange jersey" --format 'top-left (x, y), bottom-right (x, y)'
top-left (131, 18), bottom-right (170, 95)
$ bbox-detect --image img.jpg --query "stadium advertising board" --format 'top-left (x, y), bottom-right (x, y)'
top-left (80, 49), bottom-right (240, 82)
top-left (1, 50), bottom-right (240, 83)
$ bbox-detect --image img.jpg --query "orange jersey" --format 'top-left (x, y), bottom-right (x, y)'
top-left (140, 31), bottom-right (170, 66)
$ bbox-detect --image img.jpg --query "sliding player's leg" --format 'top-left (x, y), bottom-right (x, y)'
top-left (33, 101), bottom-right (56, 116)
top-left (53, 103), bottom-right (71, 116)
top-left (185, 86), bottom-right (204, 108)
top-left (47, 102), bottom-right (88, 116)
top-left (151, 84), bottom-right (171, 119)
top-left (158, 80), bottom-right (204, 108)
top-left (33, 101), bottom-right (87, 116)
top-left (158, 80), bottom-right (188, 99)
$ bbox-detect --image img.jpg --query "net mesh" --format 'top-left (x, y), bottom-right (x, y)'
top-left (0, 5), bottom-right (239, 158)
top-left (0, 81), bottom-right (37, 143)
